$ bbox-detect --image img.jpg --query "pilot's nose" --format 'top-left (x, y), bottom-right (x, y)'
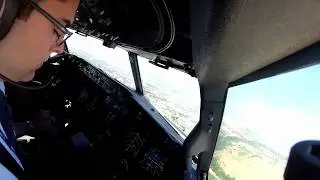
top-left (50, 43), bottom-right (65, 54)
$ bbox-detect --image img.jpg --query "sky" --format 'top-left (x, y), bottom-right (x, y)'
top-left (66, 31), bottom-right (320, 158)
top-left (223, 64), bottom-right (320, 157)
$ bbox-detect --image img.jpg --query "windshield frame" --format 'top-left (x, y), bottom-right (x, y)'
top-left (128, 52), bottom-right (144, 94)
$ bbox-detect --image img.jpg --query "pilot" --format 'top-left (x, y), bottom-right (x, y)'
top-left (0, 0), bottom-right (80, 179)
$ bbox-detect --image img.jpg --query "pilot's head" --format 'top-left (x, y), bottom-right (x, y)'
top-left (0, 0), bottom-right (80, 82)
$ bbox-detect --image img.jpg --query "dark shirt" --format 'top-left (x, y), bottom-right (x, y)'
top-left (0, 84), bottom-right (23, 179)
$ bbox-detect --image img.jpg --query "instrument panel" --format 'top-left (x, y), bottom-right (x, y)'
top-left (23, 55), bottom-right (185, 180)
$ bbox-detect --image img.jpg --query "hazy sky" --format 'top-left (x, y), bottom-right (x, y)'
top-left (223, 64), bottom-right (320, 157)
top-left (67, 31), bottom-right (320, 157)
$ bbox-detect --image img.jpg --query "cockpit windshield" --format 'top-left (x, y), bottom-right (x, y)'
top-left (66, 30), bottom-right (201, 137)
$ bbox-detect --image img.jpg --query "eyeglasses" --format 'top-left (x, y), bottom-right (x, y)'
top-left (26, 0), bottom-right (73, 46)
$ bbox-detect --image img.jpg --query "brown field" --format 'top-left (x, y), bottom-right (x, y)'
top-left (210, 125), bottom-right (287, 180)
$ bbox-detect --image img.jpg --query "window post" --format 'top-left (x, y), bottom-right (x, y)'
top-left (183, 84), bottom-right (228, 180)
top-left (128, 52), bottom-right (144, 94)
